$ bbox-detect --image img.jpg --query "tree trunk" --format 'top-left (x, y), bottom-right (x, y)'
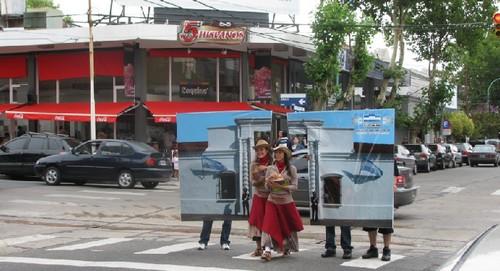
top-left (388, 9), bottom-right (405, 103)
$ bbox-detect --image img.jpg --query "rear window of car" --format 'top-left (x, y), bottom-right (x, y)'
top-left (27, 137), bottom-right (46, 150)
top-left (405, 145), bottom-right (422, 152)
top-left (130, 142), bottom-right (158, 153)
top-left (48, 138), bottom-right (62, 150)
top-left (473, 145), bottom-right (495, 152)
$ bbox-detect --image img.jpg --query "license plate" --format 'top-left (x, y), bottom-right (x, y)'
top-left (159, 160), bottom-right (167, 166)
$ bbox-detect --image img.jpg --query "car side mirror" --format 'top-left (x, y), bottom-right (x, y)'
top-left (0, 145), bottom-right (8, 152)
top-left (71, 149), bottom-right (78, 155)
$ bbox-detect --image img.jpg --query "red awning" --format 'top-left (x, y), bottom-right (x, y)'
top-left (5, 102), bottom-right (134, 123)
top-left (0, 55), bottom-right (27, 79)
top-left (37, 50), bottom-right (124, 81)
top-left (0, 103), bottom-right (23, 113)
top-left (252, 103), bottom-right (293, 115)
top-left (145, 101), bottom-right (254, 123)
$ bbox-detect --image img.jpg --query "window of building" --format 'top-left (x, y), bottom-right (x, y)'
top-left (289, 60), bottom-right (312, 94)
top-left (0, 78), bottom-right (29, 104)
top-left (147, 57), bottom-right (169, 101)
top-left (172, 57), bottom-right (217, 102)
top-left (0, 79), bottom-right (9, 104)
top-left (38, 80), bottom-right (56, 103)
top-left (219, 58), bottom-right (240, 102)
top-left (271, 61), bottom-right (286, 103)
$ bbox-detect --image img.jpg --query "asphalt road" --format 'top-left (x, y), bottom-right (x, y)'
top-left (1, 165), bottom-right (500, 271)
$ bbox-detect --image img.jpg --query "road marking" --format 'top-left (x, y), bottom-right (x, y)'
top-left (134, 242), bottom-right (199, 255)
top-left (0, 257), bottom-right (252, 271)
top-left (79, 190), bottom-right (147, 196)
top-left (45, 194), bottom-right (119, 201)
top-left (0, 235), bottom-right (56, 246)
top-left (232, 248), bottom-right (310, 260)
top-left (441, 186), bottom-right (465, 194)
top-left (9, 199), bottom-right (79, 207)
top-left (491, 189), bottom-right (500, 196)
top-left (48, 238), bottom-right (132, 251)
top-left (341, 254), bottom-right (405, 269)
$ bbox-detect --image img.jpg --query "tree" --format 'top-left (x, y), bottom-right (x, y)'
top-left (27, 0), bottom-right (58, 9)
top-left (446, 111), bottom-right (475, 141)
top-left (305, 0), bottom-right (355, 110)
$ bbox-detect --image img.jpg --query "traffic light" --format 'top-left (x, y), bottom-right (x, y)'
top-left (494, 12), bottom-right (500, 37)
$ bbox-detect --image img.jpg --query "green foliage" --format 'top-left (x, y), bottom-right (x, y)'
top-left (383, 96), bottom-right (412, 129)
top-left (351, 17), bottom-right (376, 86)
top-left (27, 0), bottom-right (58, 9)
top-left (305, 0), bottom-right (356, 109)
top-left (413, 82), bottom-right (455, 132)
top-left (446, 111), bottom-right (474, 141)
top-left (471, 113), bottom-right (500, 139)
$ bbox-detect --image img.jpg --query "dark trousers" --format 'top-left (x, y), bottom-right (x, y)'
top-left (199, 220), bottom-right (232, 246)
top-left (325, 226), bottom-right (353, 251)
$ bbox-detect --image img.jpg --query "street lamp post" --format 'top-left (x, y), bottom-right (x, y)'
top-left (88, 0), bottom-right (96, 140)
top-left (487, 77), bottom-right (500, 113)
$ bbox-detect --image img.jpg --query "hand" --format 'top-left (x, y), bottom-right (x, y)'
top-left (258, 165), bottom-right (268, 171)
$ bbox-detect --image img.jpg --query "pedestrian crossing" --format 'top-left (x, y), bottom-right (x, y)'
top-left (0, 234), bottom-right (408, 270)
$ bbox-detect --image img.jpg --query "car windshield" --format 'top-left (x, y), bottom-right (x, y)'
top-left (130, 141), bottom-right (158, 153)
top-left (404, 145), bottom-right (421, 153)
top-left (473, 145), bottom-right (495, 152)
top-left (63, 138), bottom-right (80, 148)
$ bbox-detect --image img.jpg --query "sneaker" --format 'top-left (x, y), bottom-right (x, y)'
top-left (362, 246), bottom-right (378, 259)
top-left (381, 247), bottom-right (391, 261)
top-left (342, 249), bottom-right (352, 259)
top-left (198, 243), bottom-right (207, 250)
top-left (221, 243), bottom-right (230, 250)
top-left (321, 248), bottom-right (336, 258)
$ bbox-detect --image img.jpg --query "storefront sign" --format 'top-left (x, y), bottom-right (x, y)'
top-left (178, 21), bottom-right (246, 45)
top-left (280, 93), bottom-right (307, 112)
top-left (179, 83), bottom-right (210, 98)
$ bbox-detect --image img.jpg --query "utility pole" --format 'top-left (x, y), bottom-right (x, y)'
top-left (88, 0), bottom-right (96, 140)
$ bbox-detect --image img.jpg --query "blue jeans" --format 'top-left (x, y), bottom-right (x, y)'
top-left (325, 226), bottom-right (353, 251)
top-left (199, 220), bottom-right (232, 246)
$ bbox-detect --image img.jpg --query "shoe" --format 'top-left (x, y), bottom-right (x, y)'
top-left (342, 249), bottom-right (352, 259)
top-left (221, 243), bottom-right (230, 250)
top-left (362, 246), bottom-right (378, 259)
top-left (261, 250), bottom-right (272, 262)
top-left (321, 248), bottom-right (336, 258)
top-left (251, 248), bottom-right (263, 257)
top-left (381, 247), bottom-right (391, 261)
top-left (198, 243), bottom-right (207, 250)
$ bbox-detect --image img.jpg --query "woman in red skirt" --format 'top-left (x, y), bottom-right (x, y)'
top-left (260, 143), bottom-right (304, 261)
top-left (247, 139), bottom-right (272, 257)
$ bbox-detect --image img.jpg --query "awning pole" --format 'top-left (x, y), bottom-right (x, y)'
top-left (88, 0), bottom-right (96, 140)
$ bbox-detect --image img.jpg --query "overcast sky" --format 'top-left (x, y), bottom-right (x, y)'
top-left (52, 0), bottom-right (428, 71)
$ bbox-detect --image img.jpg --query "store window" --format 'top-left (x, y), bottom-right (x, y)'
top-left (271, 60), bottom-right (286, 103)
top-left (115, 77), bottom-right (134, 102)
top-left (0, 78), bottom-right (29, 104)
top-left (289, 60), bottom-right (312, 93)
top-left (147, 57), bottom-right (169, 101)
top-left (171, 57), bottom-right (217, 102)
top-left (39, 80), bottom-right (56, 103)
top-left (219, 58), bottom-right (240, 102)
top-left (0, 79), bottom-right (9, 104)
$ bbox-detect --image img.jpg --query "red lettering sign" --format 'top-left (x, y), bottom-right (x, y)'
top-left (178, 21), bottom-right (246, 45)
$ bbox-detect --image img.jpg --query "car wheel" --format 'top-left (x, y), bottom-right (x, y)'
top-left (141, 181), bottom-right (159, 189)
top-left (117, 170), bottom-right (136, 189)
top-left (425, 162), bottom-right (431, 173)
top-left (441, 162), bottom-right (446, 170)
top-left (44, 167), bottom-right (61, 185)
top-left (74, 181), bottom-right (86, 186)
top-left (494, 162), bottom-right (498, 167)
top-left (470, 163), bottom-right (475, 167)
top-left (452, 160), bottom-right (456, 168)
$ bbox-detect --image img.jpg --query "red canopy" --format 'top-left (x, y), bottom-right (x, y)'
top-left (252, 102), bottom-right (293, 115)
top-left (0, 104), bottom-right (22, 113)
top-left (144, 101), bottom-right (254, 123)
top-left (5, 102), bottom-right (134, 123)
top-left (0, 55), bottom-right (27, 79)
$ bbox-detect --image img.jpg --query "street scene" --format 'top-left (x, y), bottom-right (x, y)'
top-left (1, 0), bottom-right (500, 270)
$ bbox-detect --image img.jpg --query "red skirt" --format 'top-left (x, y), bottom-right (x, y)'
top-left (262, 201), bottom-right (304, 249)
top-left (248, 194), bottom-right (267, 231)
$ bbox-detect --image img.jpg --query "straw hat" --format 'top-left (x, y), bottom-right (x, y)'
top-left (273, 143), bottom-right (291, 159)
top-left (253, 139), bottom-right (270, 150)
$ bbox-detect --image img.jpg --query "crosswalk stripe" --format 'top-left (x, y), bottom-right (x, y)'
top-left (134, 242), bottom-right (199, 255)
top-left (79, 190), bottom-right (147, 196)
top-left (0, 257), bottom-right (252, 271)
top-left (341, 254), bottom-right (405, 269)
top-left (45, 194), bottom-right (120, 200)
top-left (441, 186), bottom-right (465, 194)
top-left (48, 238), bottom-right (132, 251)
top-left (492, 189), bottom-right (500, 196)
top-left (9, 199), bottom-right (79, 207)
top-left (1, 235), bottom-right (56, 246)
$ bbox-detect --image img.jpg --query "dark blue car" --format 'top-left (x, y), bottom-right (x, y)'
top-left (34, 139), bottom-right (172, 189)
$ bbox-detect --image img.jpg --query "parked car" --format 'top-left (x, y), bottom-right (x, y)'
top-left (0, 133), bottom-right (80, 178)
top-left (394, 163), bottom-right (418, 208)
top-left (34, 139), bottom-right (172, 189)
top-left (456, 143), bottom-right (473, 165)
top-left (290, 150), bottom-right (418, 209)
top-left (444, 143), bottom-right (463, 167)
top-left (427, 144), bottom-right (450, 170)
top-left (485, 139), bottom-right (500, 152)
top-left (404, 144), bottom-right (436, 172)
top-left (394, 145), bottom-right (417, 175)
top-left (468, 144), bottom-right (500, 167)
top-left (438, 224), bottom-right (499, 271)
